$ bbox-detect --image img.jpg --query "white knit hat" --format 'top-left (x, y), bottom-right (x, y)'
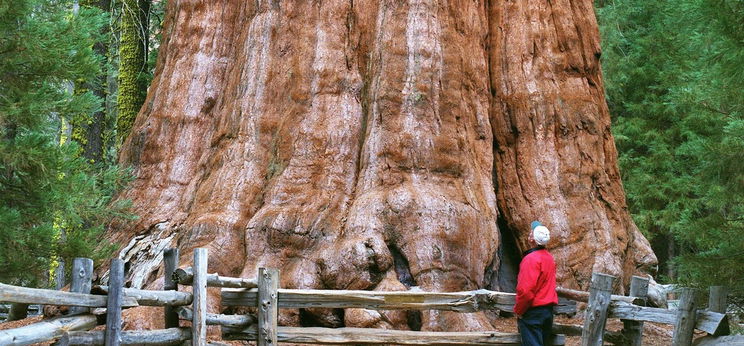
top-left (531, 221), bottom-right (550, 246)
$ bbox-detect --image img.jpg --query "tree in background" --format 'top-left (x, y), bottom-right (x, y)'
top-left (116, 0), bottom-right (150, 146)
top-left (72, 0), bottom-right (112, 165)
top-left (597, 0), bottom-right (743, 297)
top-left (0, 0), bottom-right (129, 287)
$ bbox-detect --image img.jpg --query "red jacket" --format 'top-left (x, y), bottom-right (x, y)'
top-left (513, 247), bottom-right (558, 316)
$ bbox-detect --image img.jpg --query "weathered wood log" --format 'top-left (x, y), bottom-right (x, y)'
top-left (555, 297), bottom-right (578, 315)
top-left (163, 248), bottom-right (179, 328)
top-left (692, 335), bottom-right (744, 345)
top-left (192, 248), bottom-right (208, 346)
top-left (706, 286), bottom-right (730, 336)
top-left (610, 301), bottom-right (729, 335)
top-left (556, 286), bottom-right (643, 305)
top-left (7, 303), bottom-right (29, 321)
top-left (621, 276), bottom-right (649, 346)
top-left (708, 286), bottom-right (727, 313)
top-left (93, 286), bottom-right (192, 306)
top-left (55, 259), bottom-right (66, 290)
top-left (552, 323), bottom-right (622, 344)
top-left (0, 283), bottom-right (138, 308)
top-left (105, 258), bottom-right (124, 346)
top-left (258, 268), bottom-right (279, 346)
top-left (59, 328), bottom-right (192, 346)
top-left (174, 307), bottom-right (255, 328)
top-left (173, 267), bottom-right (257, 289)
top-left (0, 314), bottom-right (97, 345)
top-left (222, 288), bottom-right (516, 312)
top-left (672, 288), bottom-right (697, 346)
top-left (223, 326), bottom-right (567, 345)
top-left (581, 273), bottom-right (615, 346)
top-left (69, 258), bottom-right (94, 315)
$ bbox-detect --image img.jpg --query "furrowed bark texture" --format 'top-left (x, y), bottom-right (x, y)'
top-left (486, 0), bottom-right (657, 289)
top-left (110, 0), bottom-right (656, 331)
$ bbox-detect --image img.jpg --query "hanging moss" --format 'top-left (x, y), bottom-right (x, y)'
top-left (117, 0), bottom-right (150, 146)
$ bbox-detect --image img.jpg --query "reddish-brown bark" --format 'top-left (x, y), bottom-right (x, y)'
top-left (109, 0), bottom-right (656, 331)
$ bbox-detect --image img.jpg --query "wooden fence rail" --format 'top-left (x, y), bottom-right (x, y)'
top-left (223, 326), bottom-right (567, 345)
top-left (0, 283), bottom-right (139, 308)
top-left (0, 252), bottom-right (195, 345)
top-left (576, 273), bottom-right (730, 346)
top-left (59, 327), bottom-right (192, 346)
top-left (609, 301), bottom-right (728, 334)
top-left (222, 288), bottom-right (516, 312)
top-left (93, 286), bottom-right (192, 306)
top-left (174, 306), bottom-right (255, 328)
top-left (0, 314), bottom-right (97, 345)
top-left (174, 267), bottom-right (258, 289)
top-left (0, 248), bottom-right (733, 346)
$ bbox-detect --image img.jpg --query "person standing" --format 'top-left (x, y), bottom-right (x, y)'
top-left (514, 221), bottom-right (559, 346)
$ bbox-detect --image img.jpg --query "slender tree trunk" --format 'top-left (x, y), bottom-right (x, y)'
top-left (109, 0), bottom-right (657, 331)
top-left (72, 0), bottom-right (111, 164)
top-left (116, 0), bottom-right (150, 146)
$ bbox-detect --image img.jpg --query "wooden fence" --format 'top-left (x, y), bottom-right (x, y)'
top-left (0, 248), bottom-right (733, 345)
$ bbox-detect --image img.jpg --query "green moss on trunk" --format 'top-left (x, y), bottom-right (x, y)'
top-left (117, 0), bottom-right (150, 146)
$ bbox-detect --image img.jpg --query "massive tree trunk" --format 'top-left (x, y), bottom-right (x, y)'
top-left (108, 0), bottom-right (657, 331)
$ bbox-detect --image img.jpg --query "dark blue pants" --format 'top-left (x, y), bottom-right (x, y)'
top-left (518, 305), bottom-right (554, 346)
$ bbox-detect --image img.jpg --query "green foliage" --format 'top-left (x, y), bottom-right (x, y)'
top-left (597, 0), bottom-right (744, 296)
top-left (0, 0), bottom-right (130, 287)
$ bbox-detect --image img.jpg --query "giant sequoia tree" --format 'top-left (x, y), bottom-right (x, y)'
top-left (109, 0), bottom-right (657, 330)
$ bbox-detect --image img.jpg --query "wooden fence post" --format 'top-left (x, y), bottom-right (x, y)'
top-left (708, 286), bottom-right (727, 313)
top-left (69, 258), bottom-right (94, 315)
top-left (621, 276), bottom-right (649, 346)
top-left (7, 303), bottom-right (29, 321)
top-left (192, 248), bottom-right (208, 346)
top-left (581, 273), bottom-right (616, 346)
top-left (105, 259), bottom-right (124, 346)
top-left (163, 248), bottom-right (179, 328)
top-left (672, 288), bottom-right (697, 346)
top-left (258, 268), bottom-right (278, 346)
top-left (55, 259), bottom-right (66, 290)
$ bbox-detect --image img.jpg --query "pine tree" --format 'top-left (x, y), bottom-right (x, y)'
top-left (596, 0), bottom-right (744, 296)
top-left (0, 0), bottom-right (127, 286)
